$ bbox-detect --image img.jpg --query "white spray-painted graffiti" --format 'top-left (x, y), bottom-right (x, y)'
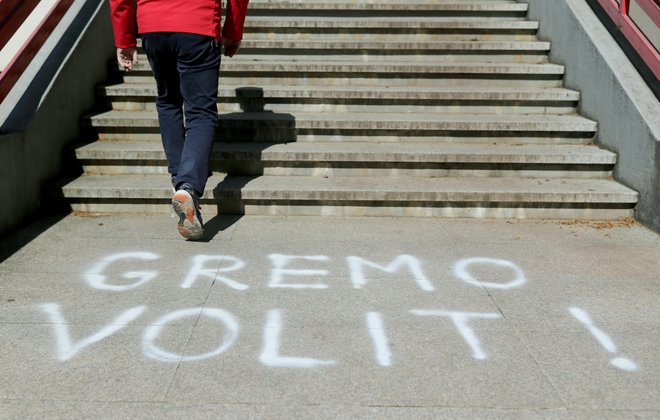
top-left (182, 255), bottom-right (248, 290)
top-left (569, 307), bottom-right (639, 372)
top-left (84, 252), bottom-right (160, 291)
top-left (38, 252), bottom-right (639, 372)
top-left (143, 308), bottom-right (239, 363)
top-left (409, 310), bottom-right (501, 361)
top-left (260, 309), bottom-right (338, 368)
top-left (269, 254), bottom-right (330, 289)
top-left (38, 303), bottom-right (147, 362)
top-left (348, 255), bottom-right (434, 291)
top-left (453, 257), bottom-right (527, 290)
top-left (366, 312), bottom-right (392, 367)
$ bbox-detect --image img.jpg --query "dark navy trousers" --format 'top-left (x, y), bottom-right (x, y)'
top-left (141, 33), bottom-right (221, 197)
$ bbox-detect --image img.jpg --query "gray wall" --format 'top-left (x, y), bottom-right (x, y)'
top-left (0, 1), bottom-right (115, 237)
top-left (522, 0), bottom-right (660, 231)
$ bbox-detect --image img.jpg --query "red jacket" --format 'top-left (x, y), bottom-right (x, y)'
top-left (109, 0), bottom-right (249, 49)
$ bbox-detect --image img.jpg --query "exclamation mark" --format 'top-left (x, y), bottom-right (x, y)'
top-left (569, 307), bottom-right (639, 372)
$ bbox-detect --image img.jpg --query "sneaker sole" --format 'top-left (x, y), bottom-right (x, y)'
top-left (172, 190), bottom-right (203, 240)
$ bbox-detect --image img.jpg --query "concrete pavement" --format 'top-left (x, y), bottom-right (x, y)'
top-left (0, 213), bottom-right (658, 419)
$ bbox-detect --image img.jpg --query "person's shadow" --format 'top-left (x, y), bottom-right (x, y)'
top-left (200, 87), bottom-right (297, 240)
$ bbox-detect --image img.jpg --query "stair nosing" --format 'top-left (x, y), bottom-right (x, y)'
top-left (60, 175), bottom-right (639, 204)
top-left (75, 142), bottom-right (616, 165)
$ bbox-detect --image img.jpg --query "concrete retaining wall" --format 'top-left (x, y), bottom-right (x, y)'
top-left (522, 0), bottom-right (660, 231)
top-left (0, 0), bottom-right (115, 237)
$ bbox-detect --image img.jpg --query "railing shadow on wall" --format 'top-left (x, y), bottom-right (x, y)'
top-left (587, 0), bottom-right (659, 95)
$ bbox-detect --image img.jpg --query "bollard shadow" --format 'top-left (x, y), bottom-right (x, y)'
top-left (200, 87), bottom-right (297, 241)
top-left (219, 86), bottom-right (297, 143)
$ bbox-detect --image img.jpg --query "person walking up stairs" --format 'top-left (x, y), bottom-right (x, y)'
top-left (108, 0), bottom-right (249, 239)
top-left (63, 1), bottom-right (638, 226)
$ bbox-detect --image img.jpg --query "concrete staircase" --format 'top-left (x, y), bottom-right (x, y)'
top-left (61, 0), bottom-right (638, 218)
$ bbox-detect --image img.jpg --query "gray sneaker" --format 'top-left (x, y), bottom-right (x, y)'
top-left (172, 184), bottom-right (204, 240)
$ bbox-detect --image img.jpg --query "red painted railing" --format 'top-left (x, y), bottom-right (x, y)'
top-left (0, 0), bottom-right (74, 103)
top-left (594, 0), bottom-right (659, 80)
top-left (0, 0), bottom-right (40, 51)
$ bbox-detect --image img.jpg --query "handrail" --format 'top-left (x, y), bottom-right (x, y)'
top-left (0, 0), bottom-right (40, 51)
top-left (593, 0), bottom-right (659, 80)
top-left (0, 0), bottom-right (74, 103)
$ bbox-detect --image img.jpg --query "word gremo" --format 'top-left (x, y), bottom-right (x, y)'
top-left (81, 252), bottom-right (528, 292)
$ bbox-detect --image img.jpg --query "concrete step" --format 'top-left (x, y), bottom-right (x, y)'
top-left (246, 0), bottom-right (527, 7)
top-left (242, 17), bottom-right (540, 41)
top-left (93, 132), bottom-right (599, 145)
top-left (74, 141), bottom-right (616, 179)
top-left (133, 53), bottom-right (564, 67)
top-left (139, 58), bottom-right (565, 74)
top-left (232, 40), bottom-right (551, 63)
top-left (245, 1), bottom-right (529, 17)
top-left (122, 60), bottom-right (564, 88)
top-left (104, 85), bottom-right (580, 115)
top-left (190, 53), bottom-right (551, 65)
top-left (242, 16), bottom-right (538, 29)
top-left (88, 111), bottom-right (597, 141)
top-left (131, 17), bottom-right (540, 42)
top-left (236, 40), bottom-right (550, 51)
top-left (137, 36), bottom-right (545, 47)
top-left (58, 174), bottom-right (637, 219)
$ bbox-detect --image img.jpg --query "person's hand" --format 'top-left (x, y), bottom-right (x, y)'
top-left (117, 47), bottom-right (138, 71)
top-left (222, 39), bottom-right (241, 57)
